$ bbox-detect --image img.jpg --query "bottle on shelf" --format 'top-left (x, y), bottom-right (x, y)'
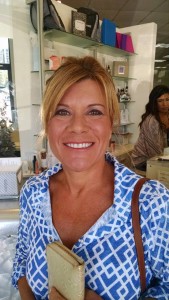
top-left (32, 154), bottom-right (39, 174)
top-left (40, 148), bottom-right (47, 171)
top-left (106, 65), bottom-right (111, 75)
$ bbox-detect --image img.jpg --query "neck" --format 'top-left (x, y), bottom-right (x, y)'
top-left (159, 112), bottom-right (169, 129)
top-left (60, 161), bottom-right (113, 196)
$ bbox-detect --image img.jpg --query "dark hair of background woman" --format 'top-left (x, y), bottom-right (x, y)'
top-left (139, 84), bottom-right (169, 129)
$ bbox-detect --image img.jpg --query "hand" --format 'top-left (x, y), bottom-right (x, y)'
top-left (49, 287), bottom-right (103, 300)
top-left (85, 288), bottom-right (103, 300)
top-left (49, 287), bottom-right (66, 300)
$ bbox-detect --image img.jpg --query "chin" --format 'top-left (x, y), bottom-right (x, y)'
top-left (62, 159), bottom-right (97, 173)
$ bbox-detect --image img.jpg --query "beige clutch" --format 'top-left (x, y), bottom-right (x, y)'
top-left (46, 241), bottom-right (85, 300)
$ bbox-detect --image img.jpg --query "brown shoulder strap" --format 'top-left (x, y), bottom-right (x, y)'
top-left (131, 177), bottom-right (149, 293)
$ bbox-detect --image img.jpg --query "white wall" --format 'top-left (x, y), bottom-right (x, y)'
top-left (119, 23), bottom-right (157, 143)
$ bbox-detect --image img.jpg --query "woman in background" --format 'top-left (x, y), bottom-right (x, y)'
top-left (132, 84), bottom-right (169, 171)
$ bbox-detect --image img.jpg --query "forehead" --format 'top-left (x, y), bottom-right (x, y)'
top-left (59, 79), bottom-right (106, 105)
top-left (158, 93), bottom-right (169, 98)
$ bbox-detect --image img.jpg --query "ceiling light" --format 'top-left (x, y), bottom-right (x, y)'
top-left (155, 66), bottom-right (167, 69)
top-left (156, 43), bottom-right (169, 48)
top-left (155, 60), bottom-right (166, 62)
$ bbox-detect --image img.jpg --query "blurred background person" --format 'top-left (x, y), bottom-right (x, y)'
top-left (132, 84), bottom-right (169, 171)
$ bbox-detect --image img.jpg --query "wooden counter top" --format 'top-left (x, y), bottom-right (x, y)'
top-left (108, 144), bottom-right (134, 168)
top-left (109, 143), bottom-right (134, 157)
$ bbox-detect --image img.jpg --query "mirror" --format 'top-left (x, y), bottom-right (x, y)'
top-left (0, 37), bottom-right (20, 157)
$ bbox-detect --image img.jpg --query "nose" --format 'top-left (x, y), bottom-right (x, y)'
top-left (163, 100), bottom-right (169, 106)
top-left (161, 99), bottom-right (169, 105)
top-left (69, 114), bottom-right (88, 133)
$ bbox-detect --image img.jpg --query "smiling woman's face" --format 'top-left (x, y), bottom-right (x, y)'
top-left (47, 79), bottom-right (112, 173)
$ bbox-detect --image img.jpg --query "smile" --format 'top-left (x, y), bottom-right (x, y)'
top-left (65, 143), bottom-right (93, 149)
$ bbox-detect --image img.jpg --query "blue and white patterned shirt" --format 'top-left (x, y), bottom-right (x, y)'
top-left (12, 153), bottom-right (169, 299)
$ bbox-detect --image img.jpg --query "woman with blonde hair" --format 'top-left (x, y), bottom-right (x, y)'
top-left (12, 56), bottom-right (169, 299)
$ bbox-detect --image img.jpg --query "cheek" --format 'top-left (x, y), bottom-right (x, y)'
top-left (95, 121), bottom-right (112, 139)
top-left (47, 120), bottom-right (62, 147)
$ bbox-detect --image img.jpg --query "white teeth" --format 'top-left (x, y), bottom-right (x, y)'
top-left (66, 143), bottom-right (92, 149)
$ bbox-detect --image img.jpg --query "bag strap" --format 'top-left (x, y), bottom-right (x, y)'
top-left (131, 177), bottom-right (149, 293)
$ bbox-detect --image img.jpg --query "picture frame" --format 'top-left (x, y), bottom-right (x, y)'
top-left (112, 61), bottom-right (129, 77)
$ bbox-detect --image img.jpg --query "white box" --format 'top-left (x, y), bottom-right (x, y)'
top-left (0, 158), bottom-right (22, 197)
top-left (146, 157), bottom-right (169, 189)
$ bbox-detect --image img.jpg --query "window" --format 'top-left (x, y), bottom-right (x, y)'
top-left (0, 38), bottom-right (14, 125)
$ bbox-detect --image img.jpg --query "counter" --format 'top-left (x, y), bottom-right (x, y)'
top-left (147, 156), bottom-right (169, 189)
top-left (0, 198), bottom-right (20, 300)
top-left (110, 143), bottom-right (134, 168)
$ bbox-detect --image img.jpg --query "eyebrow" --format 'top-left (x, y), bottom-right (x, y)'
top-left (57, 103), bottom-right (105, 108)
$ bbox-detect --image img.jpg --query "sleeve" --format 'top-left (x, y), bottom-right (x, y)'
top-left (11, 183), bottom-right (31, 288)
top-left (141, 181), bottom-right (169, 299)
top-left (141, 117), bottom-right (164, 157)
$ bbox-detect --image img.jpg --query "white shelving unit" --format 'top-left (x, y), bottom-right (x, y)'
top-left (26, 1), bottom-right (157, 150)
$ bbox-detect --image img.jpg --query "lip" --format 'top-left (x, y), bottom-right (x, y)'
top-left (64, 142), bottom-right (93, 149)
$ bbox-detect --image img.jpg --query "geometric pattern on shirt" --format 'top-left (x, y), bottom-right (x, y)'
top-left (12, 153), bottom-right (169, 300)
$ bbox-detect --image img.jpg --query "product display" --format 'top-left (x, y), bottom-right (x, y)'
top-left (32, 155), bottom-right (39, 174)
top-left (117, 87), bottom-right (131, 102)
top-left (49, 56), bottom-right (61, 70)
top-left (121, 33), bottom-right (134, 53)
top-left (29, 2), bottom-right (138, 149)
top-left (116, 32), bottom-right (134, 53)
top-left (112, 61), bottom-right (129, 77)
top-left (40, 148), bottom-right (47, 171)
top-left (77, 7), bottom-right (100, 40)
top-left (101, 18), bottom-right (116, 47)
top-left (72, 11), bottom-right (86, 37)
top-left (47, 241), bottom-right (85, 300)
top-left (30, 0), bottom-right (66, 32)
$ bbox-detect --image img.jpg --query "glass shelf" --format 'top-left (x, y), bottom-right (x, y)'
top-left (114, 122), bottom-right (134, 128)
top-left (119, 100), bottom-right (135, 103)
top-left (31, 70), bottom-right (54, 73)
top-left (113, 76), bottom-right (136, 80)
top-left (120, 122), bottom-right (134, 126)
top-left (112, 132), bottom-right (132, 135)
top-left (44, 30), bottom-right (137, 57)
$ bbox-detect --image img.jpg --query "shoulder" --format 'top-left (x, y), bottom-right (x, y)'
top-left (140, 179), bottom-right (169, 203)
top-left (138, 179), bottom-right (169, 223)
top-left (142, 115), bottom-right (159, 128)
top-left (20, 162), bottom-right (63, 205)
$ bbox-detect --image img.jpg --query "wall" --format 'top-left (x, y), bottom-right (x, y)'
top-left (118, 23), bottom-right (157, 144)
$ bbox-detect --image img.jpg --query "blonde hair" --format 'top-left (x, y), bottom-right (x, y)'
top-left (41, 56), bottom-right (120, 135)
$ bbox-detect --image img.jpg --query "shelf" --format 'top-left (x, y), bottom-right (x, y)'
top-left (119, 100), bottom-right (135, 104)
top-left (44, 30), bottom-right (137, 57)
top-left (113, 76), bottom-right (136, 81)
top-left (26, 0), bottom-right (35, 3)
top-left (31, 70), bottom-right (54, 73)
top-left (114, 122), bottom-right (134, 128)
top-left (120, 122), bottom-right (134, 126)
top-left (112, 132), bottom-right (132, 135)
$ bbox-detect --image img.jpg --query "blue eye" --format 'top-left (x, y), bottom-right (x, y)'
top-left (89, 109), bottom-right (103, 116)
top-left (55, 109), bottom-right (70, 116)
